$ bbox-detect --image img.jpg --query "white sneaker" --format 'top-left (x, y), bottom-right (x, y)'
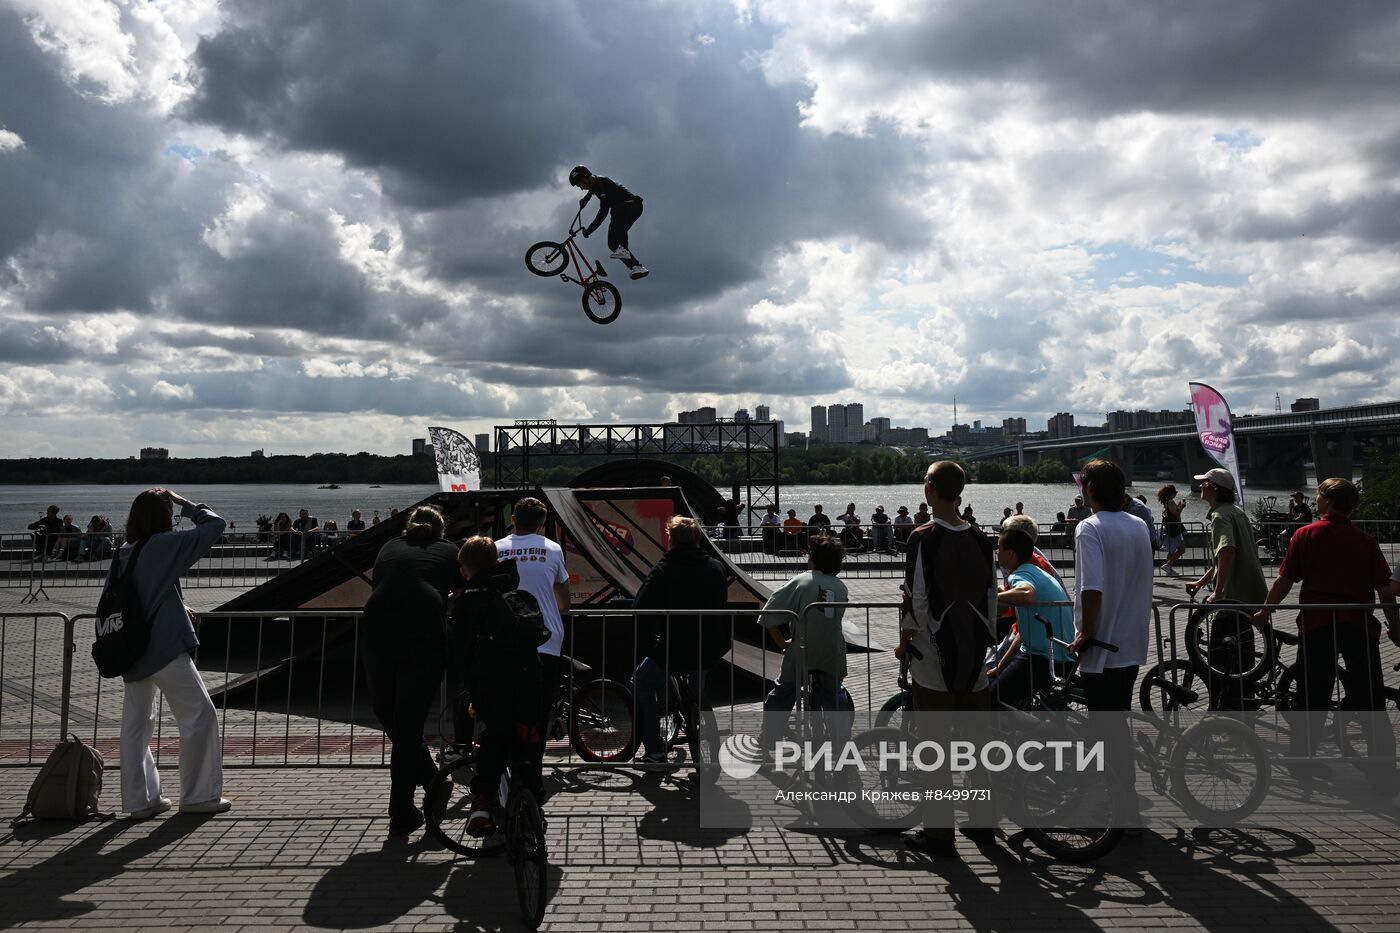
top-left (609, 247), bottom-right (633, 260)
top-left (129, 797), bottom-right (172, 820)
top-left (629, 265), bottom-right (649, 280)
top-left (1162, 565), bottom-right (1179, 577)
top-left (180, 797), bottom-right (233, 814)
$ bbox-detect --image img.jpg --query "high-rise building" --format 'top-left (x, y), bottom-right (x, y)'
top-left (1048, 413), bottom-right (1074, 439)
top-left (755, 404), bottom-right (771, 422)
top-left (870, 417), bottom-right (891, 441)
top-left (845, 403), bottom-right (864, 443)
top-left (475, 433), bottom-right (490, 453)
top-left (251, 449), bottom-right (265, 458)
top-left (1291, 397), bottom-right (1320, 412)
top-left (734, 408), bottom-right (751, 422)
top-left (810, 405), bottom-right (827, 442)
top-left (412, 438), bottom-right (427, 456)
top-left (697, 406), bottom-right (716, 423)
top-left (827, 404), bottom-right (846, 444)
top-left (140, 447), bottom-right (169, 459)
top-left (863, 422), bottom-right (879, 442)
top-left (1002, 417), bottom-right (1027, 436)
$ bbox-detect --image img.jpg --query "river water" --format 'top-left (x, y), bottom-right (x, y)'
top-left (0, 480), bottom-right (1299, 533)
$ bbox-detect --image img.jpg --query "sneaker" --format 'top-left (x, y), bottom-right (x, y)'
top-left (179, 797), bottom-right (232, 814)
top-left (638, 752), bottom-right (670, 771)
top-left (629, 265), bottom-right (649, 280)
top-left (609, 247), bottom-right (633, 260)
top-left (129, 797), bottom-right (172, 820)
top-left (1162, 565), bottom-right (1179, 577)
top-left (466, 796), bottom-right (496, 837)
top-left (388, 808), bottom-right (424, 836)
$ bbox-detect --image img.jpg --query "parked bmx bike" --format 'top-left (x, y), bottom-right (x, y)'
top-left (525, 204), bottom-right (624, 325)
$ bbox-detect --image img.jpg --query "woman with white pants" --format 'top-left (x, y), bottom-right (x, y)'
top-left (112, 488), bottom-right (230, 818)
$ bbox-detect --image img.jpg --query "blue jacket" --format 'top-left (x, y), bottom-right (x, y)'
top-left (107, 503), bottom-right (226, 682)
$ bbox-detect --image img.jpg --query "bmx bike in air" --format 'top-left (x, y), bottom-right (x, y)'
top-left (525, 204), bottom-right (623, 325)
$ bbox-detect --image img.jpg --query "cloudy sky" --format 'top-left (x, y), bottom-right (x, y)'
top-left (2, 0), bottom-right (1398, 458)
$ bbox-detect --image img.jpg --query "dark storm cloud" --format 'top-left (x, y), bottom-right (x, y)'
top-left (837, 2), bottom-right (1400, 119)
top-left (189, 0), bottom-right (928, 306)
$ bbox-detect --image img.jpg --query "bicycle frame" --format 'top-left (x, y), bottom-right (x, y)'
top-left (556, 207), bottom-right (605, 289)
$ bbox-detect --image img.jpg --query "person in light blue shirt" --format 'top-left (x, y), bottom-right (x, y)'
top-left (988, 528), bottom-right (1074, 708)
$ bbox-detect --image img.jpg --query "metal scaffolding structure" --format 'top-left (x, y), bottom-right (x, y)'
top-left (493, 420), bottom-right (781, 516)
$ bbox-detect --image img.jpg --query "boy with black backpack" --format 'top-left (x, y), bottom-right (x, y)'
top-left (450, 536), bottom-right (550, 837)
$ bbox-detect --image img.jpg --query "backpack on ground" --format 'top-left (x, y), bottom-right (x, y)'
top-left (10, 735), bottom-right (113, 825)
top-left (91, 537), bottom-right (152, 678)
top-left (488, 587), bottom-right (552, 655)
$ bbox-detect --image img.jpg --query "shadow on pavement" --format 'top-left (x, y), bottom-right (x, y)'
top-left (0, 815), bottom-right (209, 926)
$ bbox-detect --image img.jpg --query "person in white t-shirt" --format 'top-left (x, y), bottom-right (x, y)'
top-left (495, 497), bottom-right (571, 775)
top-left (1069, 459), bottom-right (1152, 812)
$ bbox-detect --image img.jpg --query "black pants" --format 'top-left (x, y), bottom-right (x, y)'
top-left (1081, 665), bottom-right (1140, 805)
top-left (470, 664), bottom-right (544, 800)
top-left (361, 634), bottom-right (445, 822)
top-left (534, 654), bottom-right (567, 779)
top-left (1290, 622), bottom-right (1395, 768)
top-left (1204, 606), bottom-right (1256, 711)
top-left (607, 199), bottom-right (643, 252)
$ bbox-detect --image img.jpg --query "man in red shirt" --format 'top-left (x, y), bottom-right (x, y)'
top-left (1253, 478), bottom-right (1398, 783)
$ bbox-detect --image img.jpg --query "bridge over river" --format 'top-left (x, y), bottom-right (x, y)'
top-left (965, 400), bottom-right (1400, 487)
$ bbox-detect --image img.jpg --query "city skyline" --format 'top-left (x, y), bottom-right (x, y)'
top-left (2, 4), bottom-right (1397, 457)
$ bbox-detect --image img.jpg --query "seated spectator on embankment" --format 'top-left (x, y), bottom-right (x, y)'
top-left (347, 509), bottom-right (367, 534)
top-left (28, 505), bottom-right (62, 558)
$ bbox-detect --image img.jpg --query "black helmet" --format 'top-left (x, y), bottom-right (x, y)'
top-left (568, 165), bottom-right (590, 185)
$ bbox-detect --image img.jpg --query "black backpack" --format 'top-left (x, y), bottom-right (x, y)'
top-left (906, 523), bottom-right (995, 693)
top-left (92, 538), bottom-right (152, 678)
top-left (484, 587), bottom-right (552, 655)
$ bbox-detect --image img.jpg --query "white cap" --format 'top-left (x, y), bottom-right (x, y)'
top-left (1193, 467), bottom-right (1237, 491)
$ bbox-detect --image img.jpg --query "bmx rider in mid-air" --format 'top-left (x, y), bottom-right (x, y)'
top-left (570, 165), bottom-right (648, 280)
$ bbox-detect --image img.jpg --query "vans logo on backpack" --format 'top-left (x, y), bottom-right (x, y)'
top-left (96, 614), bottom-right (124, 636)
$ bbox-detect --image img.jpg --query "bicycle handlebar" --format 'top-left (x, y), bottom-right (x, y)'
top-left (1034, 612), bottom-right (1117, 654)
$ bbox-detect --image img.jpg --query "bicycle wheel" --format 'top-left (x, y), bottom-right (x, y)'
top-left (423, 754), bottom-right (504, 858)
top-left (1139, 658), bottom-right (1202, 712)
top-left (525, 241), bottom-right (568, 277)
top-left (688, 707), bottom-right (721, 785)
top-left (581, 280), bottom-right (621, 325)
top-left (1014, 765), bottom-right (1127, 863)
top-left (1185, 603), bottom-right (1272, 684)
top-left (873, 691), bottom-right (910, 729)
top-left (840, 727), bottom-right (923, 832)
top-left (568, 678), bottom-right (636, 762)
top-left (1169, 715), bottom-right (1270, 824)
top-left (507, 788), bottom-right (548, 929)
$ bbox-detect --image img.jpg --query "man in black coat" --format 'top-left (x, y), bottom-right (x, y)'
top-left (631, 515), bottom-right (730, 766)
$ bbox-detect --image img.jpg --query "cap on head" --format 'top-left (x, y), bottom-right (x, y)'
top-left (568, 165), bottom-right (590, 185)
top-left (1193, 467), bottom-right (1237, 491)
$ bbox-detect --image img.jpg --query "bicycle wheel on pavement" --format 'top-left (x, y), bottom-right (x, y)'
top-left (1169, 715), bottom-right (1270, 824)
top-left (581, 280), bottom-right (621, 325)
top-left (873, 691), bottom-right (909, 729)
top-left (1140, 658), bottom-right (1203, 712)
top-left (508, 789), bottom-right (548, 929)
top-left (525, 241), bottom-right (568, 277)
top-left (568, 678), bottom-right (636, 762)
top-left (1014, 765), bottom-right (1127, 863)
top-left (424, 754), bottom-right (504, 858)
top-left (841, 727), bottom-right (923, 832)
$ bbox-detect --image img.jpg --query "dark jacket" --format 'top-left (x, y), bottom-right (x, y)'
top-left (634, 545), bottom-right (730, 672)
top-left (363, 535), bottom-right (460, 645)
top-left (581, 176), bottom-right (640, 235)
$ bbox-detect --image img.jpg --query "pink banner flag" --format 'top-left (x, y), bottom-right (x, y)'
top-left (1188, 382), bottom-right (1243, 500)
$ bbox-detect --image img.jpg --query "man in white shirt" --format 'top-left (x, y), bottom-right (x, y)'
top-left (1069, 459), bottom-right (1152, 812)
top-left (496, 497), bottom-right (571, 772)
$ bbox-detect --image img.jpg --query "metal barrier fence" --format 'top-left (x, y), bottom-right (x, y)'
top-left (3, 531), bottom-right (314, 599)
top-left (1158, 601), bottom-right (1400, 713)
top-left (1, 607), bottom-right (801, 771)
